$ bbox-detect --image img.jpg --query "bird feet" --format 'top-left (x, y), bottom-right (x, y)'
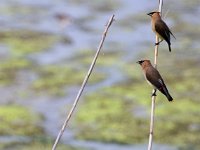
top-left (151, 89), bottom-right (157, 97)
top-left (154, 40), bottom-right (163, 46)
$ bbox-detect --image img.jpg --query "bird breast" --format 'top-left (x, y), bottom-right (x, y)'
top-left (151, 20), bottom-right (164, 40)
top-left (143, 73), bottom-right (156, 88)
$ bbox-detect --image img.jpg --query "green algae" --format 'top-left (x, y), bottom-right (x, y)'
top-left (74, 47), bottom-right (200, 146)
top-left (32, 65), bottom-right (106, 95)
top-left (0, 30), bottom-right (58, 56)
top-left (0, 105), bottom-right (43, 136)
top-left (70, 49), bottom-right (123, 67)
top-left (0, 58), bottom-right (31, 84)
top-left (0, 139), bottom-right (84, 150)
top-left (74, 93), bottom-right (149, 144)
top-left (68, 0), bottom-right (121, 12)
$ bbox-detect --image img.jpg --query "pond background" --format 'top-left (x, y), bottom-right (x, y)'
top-left (0, 0), bottom-right (200, 150)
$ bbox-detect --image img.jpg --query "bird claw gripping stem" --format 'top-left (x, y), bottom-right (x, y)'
top-left (155, 40), bottom-right (163, 46)
top-left (151, 89), bottom-right (157, 97)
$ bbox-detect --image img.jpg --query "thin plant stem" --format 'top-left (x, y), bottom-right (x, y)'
top-left (52, 14), bottom-right (115, 150)
top-left (147, 0), bottom-right (163, 150)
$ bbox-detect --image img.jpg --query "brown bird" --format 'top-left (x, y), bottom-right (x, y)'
top-left (147, 11), bottom-right (175, 52)
top-left (137, 59), bottom-right (173, 101)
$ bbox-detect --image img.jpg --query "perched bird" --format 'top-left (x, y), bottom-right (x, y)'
top-left (137, 59), bottom-right (173, 101)
top-left (147, 11), bottom-right (175, 52)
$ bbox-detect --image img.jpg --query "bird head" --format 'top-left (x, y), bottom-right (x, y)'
top-left (137, 60), bottom-right (152, 68)
top-left (147, 11), bottom-right (160, 17)
top-left (136, 60), bottom-right (145, 65)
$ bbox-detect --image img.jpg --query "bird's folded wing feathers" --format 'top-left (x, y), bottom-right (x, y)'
top-left (158, 78), bottom-right (169, 94)
top-left (155, 20), bottom-right (171, 42)
top-left (145, 69), bottom-right (163, 88)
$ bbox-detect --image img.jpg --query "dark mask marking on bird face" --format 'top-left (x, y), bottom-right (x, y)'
top-left (137, 60), bottom-right (145, 65)
top-left (147, 11), bottom-right (158, 17)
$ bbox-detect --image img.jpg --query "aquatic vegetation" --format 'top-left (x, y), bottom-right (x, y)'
top-left (32, 65), bottom-right (106, 95)
top-left (0, 0), bottom-right (199, 149)
top-left (70, 49), bottom-right (123, 67)
top-left (74, 48), bottom-right (200, 146)
top-left (19, 144), bottom-right (81, 150)
top-left (0, 58), bottom-right (31, 84)
top-left (74, 93), bottom-right (149, 144)
top-left (0, 105), bottom-right (43, 136)
top-left (68, 0), bottom-right (121, 12)
top-left (32, 49), bottom-right (122, 95)
top-left (0, 3), bottom-right (46, 15)
top-left (0, 139), bottom-right (83, 150)
top-left (0, 30), bottom-right (58, 56)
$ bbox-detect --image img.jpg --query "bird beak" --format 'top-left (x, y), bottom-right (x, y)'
top-left (147, 11), bottom-right (157, 16)
top-left (137, 60), bottom-right (145, 65)
top-left (147, 12), bottom-right (152, 16)
top-left (136, 61), bottom-right (140, 64)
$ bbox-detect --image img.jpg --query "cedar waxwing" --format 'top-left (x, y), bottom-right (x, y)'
top-left (137, 59), bottom-right (173, 101)
top-left (147, 11), bottom-right (175, 52)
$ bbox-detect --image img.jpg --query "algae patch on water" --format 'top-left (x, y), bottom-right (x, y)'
top-left (74, 47), bottom-right (200, 146)
top-left (74, 90), bottom-right (149, 144)
top-left (32, 65), bottom-right (106, 95)
top-left (0, 58), bottom-right (31, 84)
top-left (0, 30), bottom-right (58, 56)
top-left (0, 105), bottom-right (43, 136)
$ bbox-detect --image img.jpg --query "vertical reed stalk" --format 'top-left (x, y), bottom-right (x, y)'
top-left (147, 1), bottom-right (163, 150)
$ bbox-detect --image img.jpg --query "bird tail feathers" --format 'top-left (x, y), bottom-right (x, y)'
top-left (168, 43), bottom-right (171, 52)
top-left (169, 30), bottom-right (176, 39)
top-left (166, 93), bottom-right (173, 101)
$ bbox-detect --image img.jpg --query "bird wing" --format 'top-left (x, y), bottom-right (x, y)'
top-left (155, 20), bottom-right (171, 43)
top-left (169, 29), bottom-right (176, 39)
top-left (157, 79), bottom-right (169, 95)
top-left (145, 67), bottom-right (168, 95)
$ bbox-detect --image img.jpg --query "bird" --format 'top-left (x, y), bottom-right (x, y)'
top-left (147, 11), bottom-right (175, 52)
top-left (137, 59), bottom-right (173, 101)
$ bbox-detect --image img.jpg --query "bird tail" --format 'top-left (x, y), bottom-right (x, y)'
top-left (166, 93), bottom-right (173, 101)
top-left (168, 43), bottom-right (171, 52)
top-left (160, 85), bottom-right (173, 101)
top-left (169, 30), bottom-right (176, 39)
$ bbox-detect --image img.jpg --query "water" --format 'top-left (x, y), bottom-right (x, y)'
top-left (1, 0), bottom-right (196, 149)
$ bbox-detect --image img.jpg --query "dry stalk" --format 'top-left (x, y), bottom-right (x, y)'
top-left (147, 0), bottom-right (163, 150)
top-left (52, 14), bottom-right (115, 150)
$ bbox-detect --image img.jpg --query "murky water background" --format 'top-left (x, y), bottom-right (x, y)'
top-left (0, 0), bottom-right (200, 149)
